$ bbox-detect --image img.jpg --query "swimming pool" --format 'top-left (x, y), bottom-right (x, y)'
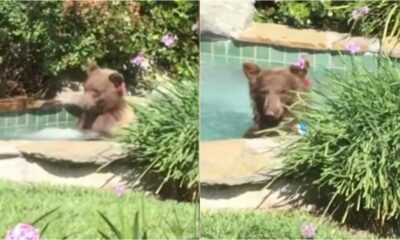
top-left (200, 61), bottom-right (330, 142)
top-left (0, 104), bottom-right (100, 140)
top-left (200, 63), bottom-right (253, 141)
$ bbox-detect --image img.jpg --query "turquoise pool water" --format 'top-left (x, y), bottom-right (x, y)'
top-left (200, 62), bottom-right (326, 142)
top-left (200, 63), bottom-right (253, 141)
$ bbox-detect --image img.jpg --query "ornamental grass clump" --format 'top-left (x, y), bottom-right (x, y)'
top-left (281, 59), bottom-right (400, 232)
top-left (121, 66), bottom-right (198, 201)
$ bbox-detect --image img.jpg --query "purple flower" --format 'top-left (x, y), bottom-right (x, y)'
top-left (6, 223), bottom-right (40, 240)
top-left (351, 6), bottom-right (369, 20)
top-left (114, 184), bottom-right (125, 197)
top-left (130, 53), bottom-right (145, 67)
top-left (345, 41), bottom-right (362, 54)
top-left (301, 223), bottom-right (316, 239)
top-left (293, 58), bottom-right (307, 69)
top-left (161, 34), bottom-right (178, 47)
top-left (292, 53), bottom-right (309, 69)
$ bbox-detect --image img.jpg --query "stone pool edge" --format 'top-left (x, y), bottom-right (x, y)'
top-left (234, 23), bottom-right (400, 58)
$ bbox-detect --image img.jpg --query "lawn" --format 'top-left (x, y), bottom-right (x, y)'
top-left (0, 180), bottom-right (198, 239)
top-left (201, 210), bottom-right (376, 239)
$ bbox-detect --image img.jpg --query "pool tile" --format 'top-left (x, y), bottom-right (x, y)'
top-left (315, 52), bottom-right (330, 68)
top-left (227, 57), bottom-right (241, 66)
top-left (228, 41), bottom-right (240, 57)
top-left (362, 55), bottom-right (377, 70)
top-left (242, 45), bottom-right (255, 58)
top-left (201, 41), bottom-right (212, 53)
top-left (331, 53), bottom-right (346, 68)
top-left (27, 114), bottom-right (37, 126)
top-left (58, 111), bottom-right (67, 122)
top-left (214, 55), bottom-right (226, 64)
top-left (256, 46), bottom-right (269, 61)
top-left (270, 62), bottom-right (285, 68)
top-left (213, 41), bottom-right (226, 55)
top-left (17, 115), bottom-right (26, 126)
top-left (270, 46), bottom-right (285, 62)
top-left (48, 113), bottom-right (57, 124)
top-left (201, 53), bottom-right (212, 63)
top-left (0, 117), bottom-right (6, 127)
top-left (6, 117), bottom-right (18, 127)
top-left (285, 50), bottom-right (300, 64)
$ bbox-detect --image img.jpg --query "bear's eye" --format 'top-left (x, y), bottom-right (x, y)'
top-left (261, 90), bottom-right (269, 95)
top-left (280, 90), bottom-right (287, 94)
top-left (92, 89), bottom-right (100, 98)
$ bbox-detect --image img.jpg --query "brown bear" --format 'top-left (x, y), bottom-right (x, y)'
top-left (242, 60), bottom-right (311, 138)
top-left (77, 62), bottom-right (136, 137)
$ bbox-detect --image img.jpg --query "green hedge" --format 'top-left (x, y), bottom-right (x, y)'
top-left (0, 0), bottom-right (198, 98)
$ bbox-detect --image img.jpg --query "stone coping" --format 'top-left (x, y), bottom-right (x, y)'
top-left (0, 140), bottom-right (126, 166)
top-left (235, 23), bottom-right (400, 58)
top-left (200, 137), bottom-right (298, 186)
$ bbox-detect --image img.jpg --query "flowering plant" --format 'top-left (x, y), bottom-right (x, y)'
top-left (5, 207), bottom-right (59, 240)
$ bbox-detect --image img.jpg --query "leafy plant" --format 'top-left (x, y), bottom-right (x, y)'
top-left (254, 0), bottom-right (400, 41)
top-left (120, 63), bottom-right (198, 201)
top-left (254, 1), bottom-right (350, 33)
top-left (280, 58), bottom-right (400, 233)
top-left (338, 1), bottom-right (400, 41)
top-left (97, 211), bottom-right (147, 240)
top-left (96, 197), bottom-right (199, 239)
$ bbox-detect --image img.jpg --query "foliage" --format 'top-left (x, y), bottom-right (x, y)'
top-left (280, 59), bottom-right (400, 233)
top-left (120, 65), bottom-right (199, 200)
top-left (254, 1), bottom-right (350, 32)
top-left (340, 1), bottom-right (400, 41)
top-left (255, 0), bottom-right (400, 41)
top-left (97, 203), bottom-right (147, 240)
top-left (201, 210), bottom-right (374, 239)
top-left (0, 0), bottom-right (198, 98)
top-left (0, 180), bottom-right (196, 238)
top-left (96, 199), bottom-right (198, 240)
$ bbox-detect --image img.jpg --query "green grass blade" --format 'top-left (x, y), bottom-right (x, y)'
top-left (97, 210), bottom-right (123, 239)
top-left (32, 206), bottom-right (60, 225)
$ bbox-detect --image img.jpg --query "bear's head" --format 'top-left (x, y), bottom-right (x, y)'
top-left (243, 61), bottom-right (310, 126)
top-left (80, 61), bottom-right (126, 114)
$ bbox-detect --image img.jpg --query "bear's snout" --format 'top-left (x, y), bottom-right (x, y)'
top-left (263, 95), bottom-right (283, 120)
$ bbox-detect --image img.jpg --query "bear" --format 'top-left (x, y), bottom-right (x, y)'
top-left (242, 60), bottom-right (311, 138)
top-left (77, 62), bottom-right (136, 137)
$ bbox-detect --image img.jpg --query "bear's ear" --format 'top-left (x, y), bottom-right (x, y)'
top-left (86, 59), bottom-right (98, 75)
top-left (243, 62), bottom-right (261, 85)
top-left (108, 72), bottom-right (124, 87)
top-left (289, 59), bottom-right (309, 79)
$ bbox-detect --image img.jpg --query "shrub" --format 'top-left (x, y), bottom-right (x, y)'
top-left (120, 65), bottom-right (198, 201)
top-left (340, 1), bottom-right (400, 41)
top-left (255, 0), bottom-right (400, 40)
top-left (254, 1), bottom-right (350, 32)
top-left (0, 0), bottom-right (198, 98)
top-left (280, 58), bottom-right (400, 233)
